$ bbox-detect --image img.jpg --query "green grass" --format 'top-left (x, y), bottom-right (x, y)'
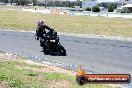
top-left (0, 58), bottom-right (111, 88)
top-left (0, 6), bottom-right (132, 37)
top-left (0, 5), bottom-right (44, 10)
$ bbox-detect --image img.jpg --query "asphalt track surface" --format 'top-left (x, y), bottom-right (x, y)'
top-left (0, 30), bottom-right (132, 76)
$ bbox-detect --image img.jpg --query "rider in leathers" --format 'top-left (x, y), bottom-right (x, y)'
top-left (36, 20), bottom-right (53, 53)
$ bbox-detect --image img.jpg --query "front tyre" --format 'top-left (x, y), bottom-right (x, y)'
top-left (43, 47), bottom-right (49, 55)
top-left (40, 40), bottom-right (44, 47)
top-left (58, 45), bottom-right (66, 56)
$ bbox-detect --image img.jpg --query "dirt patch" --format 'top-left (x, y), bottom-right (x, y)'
top-left (50, 79), bottom-right (71, 88)
top-left (1, 52), bottom-right (76, 73)
top-left (0, 52), bottom-right (76, 76)
top-left (16, 58), bottom-right (76, 76)
top-left (0, 53), bottom-right (19, 61)
top-left (15, 62), bottom-right (76, 76)
top-left (0, 52), bottom-right (76, 88)
top-left (0, 81), bottom-right (10, 88)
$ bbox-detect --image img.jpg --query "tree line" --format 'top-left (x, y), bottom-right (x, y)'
top-left (0, 0), bottom-right (82, 7)
top-left (43, 1), bottom-right (82, 8)
top-left (0, 0), bottom-right (36, 6)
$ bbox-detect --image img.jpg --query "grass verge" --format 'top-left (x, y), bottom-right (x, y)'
top-left (0, 53), bottom-right (111, 88)
top-left (0, 6), bottom-right (132, 37)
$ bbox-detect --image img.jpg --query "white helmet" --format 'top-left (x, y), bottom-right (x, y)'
top-left (38, 20), bottom-right (44, 27)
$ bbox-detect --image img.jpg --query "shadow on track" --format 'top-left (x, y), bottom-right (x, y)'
top-left (40, 51), bottom-right (67, 56)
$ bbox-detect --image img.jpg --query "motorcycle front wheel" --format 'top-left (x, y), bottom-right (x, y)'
top-left (43, 46), bottom-right (49, 55)
top-left (58, 45), bottom-right (66, 56)
top-left (40, 40), bottom-right (44, 47)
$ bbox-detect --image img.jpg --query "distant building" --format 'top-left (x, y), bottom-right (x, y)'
top-left (82, 0), bottom-right (97, 8)
top-left (120, 0), bottom-right (132, 4)
top-left (121, 4), bottom-right (132, 12)
top-left (0, 2), bottom-right (5, 5)
top-left (27, 3), bottom-right (33, 6)
top-left (117, 0), bottom-right (132, 12)
top-left (117, 0), bottom-right (132, 7)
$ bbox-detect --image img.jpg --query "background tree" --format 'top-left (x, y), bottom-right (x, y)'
top-left (92, 6), bottom-right (100, 12)
top-left (4, 0), bottom-right (9, 3)
top-left (98, 2), bottom-right (117, 9)
top-left (108, 5), bottom-right (114, 12)
top-left (33, 0), bottom-right (37, 6)
top-left (85, 7), bottom-right (91, 11)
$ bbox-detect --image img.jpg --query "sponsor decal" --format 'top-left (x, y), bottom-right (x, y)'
top-left (76, 65), bottom-right (131, 85)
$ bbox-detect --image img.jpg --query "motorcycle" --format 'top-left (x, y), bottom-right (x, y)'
top-left (35, 29), bottom-right (66, 56)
